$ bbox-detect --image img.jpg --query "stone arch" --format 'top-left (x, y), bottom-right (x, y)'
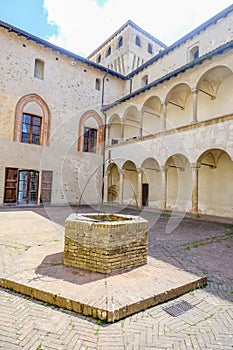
top-left (122, 160), bottom-right (138, 206)
top-left (197, 148), bottom-right (233, 217)
top-left (165, 154), bottom-right (192, 212)
top-left (14, 93), bottom-right (50, 146)
top-left (106, 163), bottom-right (120, 202)
top-left (141, 96), bottom-right (162, 135)
top-left (123, 106), bottom-right (140, 140)
top-left (197, 65), bottom-right (233, 121)
top-left (165, 83), bottom-right (192, 129)
top-left (141, 157), bottom-right (161, 207)
top-left (108, 114), bottom-right (122, 145)
top-left (78, 110), bottom-right (104, 154)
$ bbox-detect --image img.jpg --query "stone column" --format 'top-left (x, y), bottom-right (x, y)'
top-left (192, 89), bottom-right (198, 124)
top-left (139, 113), bottom-right (143, 138)
top-left (121, 121), bottom-right (124, 142)
top-left (161, 165), bottom-right (168, 210)
top-left (162, 102), bottom-right (167, 131)
top-left (118, 170), bottom-right (124, 205)
top-left (191, 163), bottom-right (201, 215)
top-left (137, 168), bottom-right (143, 208)
top-left (103, 170), bottom-right (110, 203)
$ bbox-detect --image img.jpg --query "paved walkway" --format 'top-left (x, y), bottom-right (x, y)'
top-left (0, 205), bottom-right (232, 349)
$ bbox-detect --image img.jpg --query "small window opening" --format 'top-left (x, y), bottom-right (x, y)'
top-left (97, 54), bottom-right (101, 63)
top-left (148, 43), bottom-right (153, 54)
top-left (142, 75), bottom-right (148, 87)
top-left (118, 36), bottom-right (123, 48)
top-left (106, 46), bottom-right (111, 57)
top-left (189, 46), bottom-right (199, 61)
top-left (95, 78), bottom-right (101, 91)
top-left (135, 35), bottom-right (141, 47)
top-left (34, 59), bottom-right (44, 80)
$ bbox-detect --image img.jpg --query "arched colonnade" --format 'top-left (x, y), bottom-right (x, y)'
top-left (103, 149), bottom-right (233, 217)
top-left (107, 65), bottom-right (233, 145)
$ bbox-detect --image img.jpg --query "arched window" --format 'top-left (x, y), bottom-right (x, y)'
top-left (97, 54), bottom-right (101, 63)
top-left (106, 46), bottom-right (111, 57)
top-left (148, 43), bottom-right (153, 54)
top-left (142, 75), bottom-right (148, 87)
top-left (135, 35), bottom-right (141, 47)
top-left (189, 45), bottom-right (199, 61)
top-left (14, 94), bottom-right (50, 146)
top-left (95, 78), bottom-right (101, 91)
top-left (118, 36), bottom-right (123, 48)
top-left (78, 110), bottom-right (104, 154)
top-left (34, 59), bottom-right (44, 80)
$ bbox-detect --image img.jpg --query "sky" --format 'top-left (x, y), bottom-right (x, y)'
top-left (1, 0), bottom-right (232, 57)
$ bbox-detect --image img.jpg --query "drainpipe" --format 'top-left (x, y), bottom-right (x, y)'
top-left (129, 77), bottom-right (132, 94)
top-left (101, 70), bottom-right (109, 204)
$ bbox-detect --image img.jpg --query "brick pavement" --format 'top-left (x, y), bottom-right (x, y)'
top-left (0, 205), bottom-right (232, 349)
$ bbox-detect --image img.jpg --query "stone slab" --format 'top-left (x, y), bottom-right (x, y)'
top-left (0, 211), bottom-right (207, 322)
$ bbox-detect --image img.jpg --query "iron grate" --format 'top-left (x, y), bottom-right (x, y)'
top-left (163, 300), bottom-right (193, 317)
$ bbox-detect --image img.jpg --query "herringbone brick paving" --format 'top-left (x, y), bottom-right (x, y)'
top-left (0, 205), bottom-right (232, 349)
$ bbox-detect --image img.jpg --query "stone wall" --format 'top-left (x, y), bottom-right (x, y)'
top-left (64, 213), bottom-right (148, 274)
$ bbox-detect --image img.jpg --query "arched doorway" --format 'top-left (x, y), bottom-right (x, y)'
top-left (141, 158), bottom-right (161, 207)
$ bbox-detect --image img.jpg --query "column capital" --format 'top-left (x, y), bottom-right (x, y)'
top-left (136, 167), bottom-right (143, 174)
top-left (161, 165), bottom-right (169, 172)
top-left (191, 88), bottom-right (199, 94)
top-left (190, 162), bottom-right (201, 169)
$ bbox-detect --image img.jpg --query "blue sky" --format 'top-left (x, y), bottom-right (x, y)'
top-left (0, 0), bottom-right (232, 57)
top-left (0, 0), bottom-right (57, 39)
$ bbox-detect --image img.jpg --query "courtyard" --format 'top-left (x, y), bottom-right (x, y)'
top-left (0, 204), bottom-right (232, 349)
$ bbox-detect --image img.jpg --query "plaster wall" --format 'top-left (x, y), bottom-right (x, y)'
top-left (131, 11), bottom-right (233, 92)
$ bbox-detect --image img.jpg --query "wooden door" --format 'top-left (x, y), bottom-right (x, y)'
top-left (4, 168), bottom-right (18, 203)
top-left (40, 171), bottom-right (53, 203)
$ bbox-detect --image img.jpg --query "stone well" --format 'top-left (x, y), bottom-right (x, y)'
top-left (64, 213), bottom-right (148, 274)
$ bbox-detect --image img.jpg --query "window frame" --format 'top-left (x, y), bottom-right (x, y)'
top-left (21, 113), bottom-right (42, 145)
top-left (83, 127), bottom-right (97, 153)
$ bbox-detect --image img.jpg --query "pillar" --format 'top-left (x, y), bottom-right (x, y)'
top-left (103, 170), bottom-right (110, 203)
top-left (139, 113), bottom-right (143, 138)
top-left (118, 170), bottom-right (124, 205)
top-left (137, 168), bottom-right (143, 208)
top-left (162, 103), bottom-right (167, 131)
top-left (192, 89), bottom-right (198, 124)
top-left (121, 121), bottom-right (124, 142)
top-left (160, 165), bottom-right (168, 210)
top-left (191, 163), bottom-right (201, 215)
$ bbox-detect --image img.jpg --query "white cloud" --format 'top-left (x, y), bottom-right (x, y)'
top-left (43, 0), bottom-right (233, 57)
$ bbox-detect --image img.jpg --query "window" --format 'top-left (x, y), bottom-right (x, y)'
top-left (189, 45), bottom-right (199, 61)
top-left (21, 113), bottom-right (41, 145)
top-left (97, 54), bottom-right (101, 63)
top-left (14, 94), bottom-right (50, 146)
top-left (148, 43), bottom-right (153, 54)
top-left (34, 59), bottom-right (44, 80)
top-left (135, 35), bottom-right (141, 47)
top-left (118, 36), bottom-right (123, 48)
top-left (95, 78), bottom-right (101, 91)
top-left (78, 110), bottom-right (104, 154)
top-left (106, 46), bottom-right (111, 57)
top-left (84, 127), bottom-right (97, 153)
top-left (142, 75), bottom-right (148, 87)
